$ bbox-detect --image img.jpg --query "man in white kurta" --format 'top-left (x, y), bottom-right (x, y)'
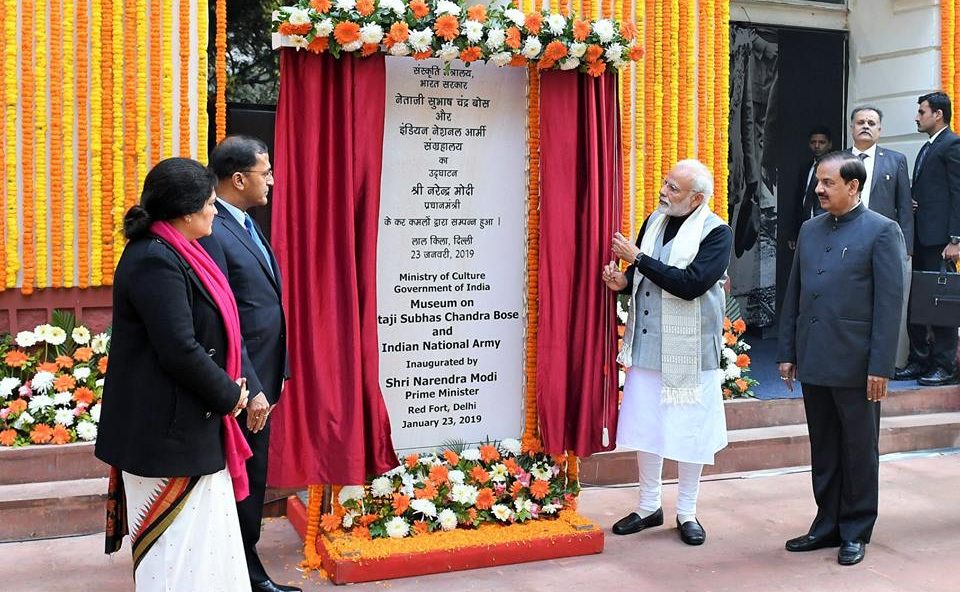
top-left (603, 159), bottom-right (732, 545)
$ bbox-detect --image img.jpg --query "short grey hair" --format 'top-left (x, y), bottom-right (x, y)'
top-left (675, 159), bottom-right (714, 198)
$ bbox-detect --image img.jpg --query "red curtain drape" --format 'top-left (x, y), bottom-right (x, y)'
top-left (268, 50), bottom-right (398, 487)
top-left (537, 70), bottom-right (622, 457)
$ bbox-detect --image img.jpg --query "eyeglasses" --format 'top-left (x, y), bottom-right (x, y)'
top-left (239, 168), bottom-right (273, 179)
top-left (661, 178), bottom-right (687, 194)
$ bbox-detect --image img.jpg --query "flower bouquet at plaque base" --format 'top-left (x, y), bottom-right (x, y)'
top-left (720, 317), bottom-right (757, 400)
top-left (0, 312), bottom-right (110, 447)
top-left (320, 438), bottom-right (580, 540)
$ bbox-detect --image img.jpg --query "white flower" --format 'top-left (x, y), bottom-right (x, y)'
top-left (514, 497), bottom-right (534, 513)
top-left (460, 447), bottom-right (481, 461)
top-left (541, 503), bottom-right (560, 514)
top-left (521, 37), bottom-right (542, 59)
top-left (489, 463), bottom-right (509, 483)
top-left (485, 27), bottom-right (505, 50)
top-left (742, 342), bottom-right (751, 351)
top-left (90, 403), bottom-right (101, 423)
top-left (618, 368), bottom-right (625, 387)
top-left (448, 469), bottom-right (465, 484)
top-left (604, 42), bottom-right (623, 63)
top-left (437, 508), bottom-right (458, 531)
top-left (384, 464), bottom-right (405, 477)
top-left (385, 516), bottom-right (410, 538)
top-left (54, 392), bottom-right (73, 407)
top-left (491, 504), bottom-right (513, 522)
top-left (592, 18), bottom-right (615, 43)
top-left (722, 348), bottom-right (738, 364)
top-left (95, 378), bottom-right (104, 389)
top-left (499, 438), bottom-right (521, 456)
top-left (91, 333), bottom-right (110, 355)
top-left (464, 20), bottom-right (484, 43)
top-left (547, 13), bottom-right (567, 35)
top-left (47, 327), bottom-right (67, 346)
top-left (342, 40), bottom-right (363, 52)
top-left (449, 483), bottom-right (478, 505)
top-left (315, 18), bottom-right (334, 37)
top-left (389, 42), bottom-right (411, 56)
top-left (379, 0), bottom-right (405, 17)
top-left (341, 512), bottom-right (355, 528)
top-left (288, 7), bottom-right (312, 26)
top-left (289, 35), bottom-right (309, 50)
top-left (408, 28), bottom-right (433, 52)
top-left (360, 23), bottom-right (384, 44)
top-left (371, 476), bottom-right (394, 497)
top-left (489, 51), bottom-right (513, 67)
top-left (504, 8), bottom-right (525, 27)
top-left (530, 465), bottom-right (552, 481)
top-left (410, 498), bottom-right (438, 517)
top-left (724, 365), bottom-right (742, 380)
top-left (15, 331), bottom-right (38, 348)
top-left (271, 9), bottom-right (281, 21)
top-left (400, 472), bottom-right (416, 497)
top-left (437, 42), bottom-right (459, 62)
top-left (612, 59), bottom-right (627, 70)
top-left (76, 420), bottom-right (97, 441)
top-left (338, 485), bottom-right (365, 504)
top-left (569, 42), bottom-right (587, 58)
top-left (55, 408), bottom-right (75, 427)
top-left (434, 0), bottom-right (461, 16)
top-left (31, 372), bottom-right (56, 393)
top-left (71, 326), bottom-right (91, 345)
top-left (335, 0), bottom-right (356, 11)
top-left (0, 377), bottom-right (20, 398)
top-left (13, 411), bottom-right (35, 430)
top-left (73, 367), bottom-right (91, 381)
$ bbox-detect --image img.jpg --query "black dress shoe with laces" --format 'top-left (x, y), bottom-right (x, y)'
top-left (918, 367), bottom-right (959, 386)
top-left (893, 362), bottom-right (927, 381)
top-left (612, 508), bottom-right (664, 535)
top-left (785, 533), bottom-right (841, 552)
top-left (252, 579), bottom-right (302, 592)
top-left (837, 540), bottom-right (866, 565)
top-left (677, 517), bottom-right (706, 545)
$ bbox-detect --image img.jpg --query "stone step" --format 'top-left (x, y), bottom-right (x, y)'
top-left (0, 477), bottom-right (108, 542)
top-left (580, 411), bottom-right (960, 486)
top-left (0, 442), bottom-right (108, 486)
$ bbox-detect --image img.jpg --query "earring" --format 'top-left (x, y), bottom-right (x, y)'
top-left (185, 215), bottom-right (192, 223)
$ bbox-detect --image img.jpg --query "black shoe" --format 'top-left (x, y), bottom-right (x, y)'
top-left (612, 508), bottom-right (664, 535)
top-left (677, 517), bottom-right (706, 545)
top-left (785, 533), bottom-right (841, 552)
top-left (252, 580), bottom-right (302, 592)
top-left (893, 362), bottom-right (927, 381)
top-left (917, 367), bottom-right (959, 386)
top-left (837, 540), bottom-right (866, 565)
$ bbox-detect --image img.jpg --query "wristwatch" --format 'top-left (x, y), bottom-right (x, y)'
top-left (951, 236), bottom-right (960, 245)
top-left (634, 254), bottom-right (643, 267)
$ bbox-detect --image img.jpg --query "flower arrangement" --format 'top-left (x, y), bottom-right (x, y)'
top-left (0, 313), bottom-right (110, 447)
top-left (721, 316), bottom-right (756, 399)
top-left (320, 438), bottom-right (579, 539)
top-left (272, 0), bottom-right (642, 77)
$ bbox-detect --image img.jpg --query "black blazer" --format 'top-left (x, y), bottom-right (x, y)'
top-left (847, 146), bottom-right (914, 254)
top-left (913, 128), bottom-right (960, 247)
top-left (95, 236), bottom-right (244, 477)
top-left (199, 203), bottom-right (288, 404)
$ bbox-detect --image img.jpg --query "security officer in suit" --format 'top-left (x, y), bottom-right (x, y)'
top-left (200, 136), bottom-right (296, 592)
top-left (778, 151), bottom-right (905, 566)
top-left (895, 91), bottom-right (960, 386)
top-left (788, 125), bottom-right (833, 249)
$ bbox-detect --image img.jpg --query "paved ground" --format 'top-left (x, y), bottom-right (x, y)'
top-left (4, 451), bottom-right (958, 591)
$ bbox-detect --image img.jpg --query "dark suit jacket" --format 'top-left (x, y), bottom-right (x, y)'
top-left (95, 236), bottom-right (245, 477)
top-left (913, 128), bottom-right (960, 247)
top-left (791, 160), bottom-right (821, 240)
top-left (778, 204), bottom-right (905, 387)
top-left (199, 203), bottom-right (288, 404)
top-left (848, 146), bottom-right (914, 254)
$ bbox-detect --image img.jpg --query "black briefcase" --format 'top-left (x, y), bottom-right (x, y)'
top-left (910, 262), bottom-right (960, 327)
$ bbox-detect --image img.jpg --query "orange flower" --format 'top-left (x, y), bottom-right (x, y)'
top-left (584, 44), bottom-right (603, 63)
top-left (735, 378), bottom-right (749, 392)
top-left (537, 58), bottom-right (557, 70)
top-left (351, 526), bottom-right (371, 539)
top-left (7, 399), bottom-right (27, 414)
top-left (413, 50), bottom-right (433, 60)
top-left (4, 350), bottom-right (29, 368)
top-left (310, 0), bottom-right (331, 13)
top-left (543, 40), bottom-right (568, 61)
top-left (30, 424), bottom-right (54, 444)
top-left (467, 4), bottom-right (487, 22)
top-left (55, 355), bottom-right (75, 369)
top-left (97, 357), bottom-right (108, 374)
top-left (73, 387), bottom-right (95, 405)
top-left (433, 14), bottom-right (459, 41)
top-left (503, 458), bottom-right (519, 475)
top-left (405, 453), bottom-right (420, 469)
top-left (73, 347), bottom-right (93, 362)
top-left (479, 444), bottom-right (500, 463)
top-left (521, 437), bottom-right (542, 455)
top-left (409, 0), bottom-right (429, 19)
top-left (54, 375), bottom-right (77, 392)
top-left (628, 44), bottom-right (643, 61)
top-left (505, 27), bottom-right (522, 50)
top-left (51, 424), bottom-right (72, 445)
top-left (308, 36), bottom-right (330, 54)
top-left (525, 12), bottom-right (543, 35)
top-left (392, 493), bottom-right (410, 516)
top-left (334, 21), bottom-right (361, 45)
top-left (722, 387), bottom-right (733, 399)
top-left (724, 332), bottom-right (737, 346)
top-left (509, 54), bottom-right (527, 67)
top-left (38, 362), bottom-right (59, 374)
top-left (723, 318), bottom-right (732, 331)
top-left (414, 481), bottom-right (438, 499)
top-left (469, 465), bottom-right (490, 484)
top-left (443, 449), bottom-right (459, 465)
top-left (459, 46), bottom-right (482, 63)
top-left (572, 19), bottom-right (590, 41)
top-left (510, 481), bottom-right (525, 498)
top-left (357, 513), bottom-right (379, 527)
top-left (467, 507), bottom-right (478, 522)
top-left (619, 20), bottom-right (637, 41)
top-left (361, 43), bottom-right (379, 57)
top-left (0, 429), bottom-right (16, 446)
top-left (411, 520), bottom-right (430, 535)
top-left (320, 512), bottom-right (341, 532)
top-left (733, 319), bottom-right (747, 334)
top-left (278, 22), bottom-right (312, 36)
top-left (529, 479), bottom-right (550, 499)
top-left (388, 21), bottom-right (409, 44)
top-left (736, 354), bottom-right (751, 368)
top-left (356, 0), bottom-right (374, 16)
top-left (475, 487), bottom-right (494, 509)
top-left (428, 464), bottom-right (449, 484)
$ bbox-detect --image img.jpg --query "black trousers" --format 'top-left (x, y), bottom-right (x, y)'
top-left (801, 383), bottom-right (880, 543)
top-left (237, 412), bottom-right (271, 583)
top-left (907, 243), bottom-right (958, 372)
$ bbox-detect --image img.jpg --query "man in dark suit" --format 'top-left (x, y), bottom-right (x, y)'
top-left (788, 125), bottom-right (833, 249)
top-left (200, 136), bottom-right (296, 592)
top-left (895, 91), bottom-right (960, 386)
top-left (778, 152), bottom-right (905, 566)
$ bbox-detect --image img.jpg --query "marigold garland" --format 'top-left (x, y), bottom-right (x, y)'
top-left (35, 0), bottom-right (49, 290)
top-left (198, 0), bottom-right (210, 163)
top-left (62, 0), bottom-right (77, 287)
top-left (665, 0), bottom-right (678, 171)
top-left (675, 0), bottom-right (688, 161)
top-left (942, 1), bottom-right (955, 102)
top-left (109, 0), bottom-right (127, 283)
top-left (21, 0), bottom-right (36, 295)
top-left (0, 1), bottom-right (8, 290)
top-left (2, 0), bottom-right (15, 289)
top-left (681, 0), bottom-right (695, 159)
top-left (50, 0), bottom-right (65, 288)
top-left (216, 0), bottom-right (228, 142)
top-left (77, 0), bottom-right (91, 287)
top-left (642, 0), bottom-right (655, 219)
top-left (149, 0), bottom-right (163, 165)
top-left (162, 0), bottom-right (174, 158)
top-left (633, 0), bottom-right (646, 229)
top-left (99, 0), bottom-right (115, 285)
top-left (179, 0), bottom-right (192, 157)
top-left (651, 0), bottom-right (663, 199)
top-left (136, 0), bottom-right (148, 182)
top-left (715, 0), bottom-right (730, 220)
top-left (954, 0), bottom-right (960, 103)
top-left (90, 0), bottom-right (103, 285)
top-left (302, 484), bottom-right (325, 570)
top-left (123, 0), bottom-right (139, 232)
top-left (525, 64), bottom-right (540, 444)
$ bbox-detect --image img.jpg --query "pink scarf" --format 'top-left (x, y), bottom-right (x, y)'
top-left (150, 221), bottom-right (252, 501)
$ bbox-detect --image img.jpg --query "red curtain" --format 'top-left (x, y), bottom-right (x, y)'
top-left (268, 50), bottom-right (398, 487)
top-left (537, 71), bottom-right (622, 457)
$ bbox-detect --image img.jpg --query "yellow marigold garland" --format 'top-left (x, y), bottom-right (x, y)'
top-left (617, 0), bottom-right (630, 236)
top-left (21, 0), bottom-right (36, 295)
top-left (2, 0), bottom-right (15, 289)
top-left (665, 0), bottom-right (678, 170)
top-left (77, 0), bottom-right (91, 288)
top-left (715, 0), bottom-right (730, 221)
top-left (675, 0), bottom-right (688, 161)
top-left (642, 0), bottom-right (656, 218)
top-left (136, 0), bottom-right (148, 182)
top-left (0, 1), bottom-right (8, 290)
top-left (633, 0), bottom-right (645, 229)
top-left (525, 64), bottom-right (540, 444)
top-left (652, 0), bottom-right (663, 189)
top-left (198, 0), bottom-right (210, 163)
top-left (682, 0), bottom-right (695, 159)
top-left (35, 0), bottom-right (49, 290)
top-left (179, 0), bottom-right (192, 157)
top-left (215, 0), bottom-right (228, 142)
top-left (698, 0), bottom-right (715, 209)
top-left (108, 0), bottom-right (125, 283)
top-left (149, 0), bottom-right (163, 165)
top-left (63, 0), bottom-right (76, 287)
top-left (100, 0), bottom-right (115, 285)
top-left (943, 1), bottom-right (955, 101)
top-left (90, 0), bottom-right (103, 285)
top-left (162, 0), bottom-right (174, 158)
top-left (954, 1), bottom-right (960, 102)
top-left (50, 0), bottom-right (65, 288)
top-left (121, 0), bottom-right (139, 267)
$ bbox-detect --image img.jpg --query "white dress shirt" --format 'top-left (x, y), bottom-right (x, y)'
top-left (851, 144), bottom-right (877, 207)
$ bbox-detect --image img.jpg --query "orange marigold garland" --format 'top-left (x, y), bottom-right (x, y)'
top-left (77, 0), bottom-right (91, 287)
top-left (35, 0), bottom-right (49, 289)
top-left (302, 484), bottom-right (324, 570)
top-left (123, 0), bottom-right (139, 226)
top-left (50, 0), bottom-right (65, 287)
top-left (197, 0), bottom-right (210, 163)
top-left (642, 0), bottom-right (656, 220)
top-left (633, 0), bottom-right (645, 229)
top-left (215, 0), bottom-right (228, 142)
top-left (525, 64), bottom-right (540, 444)
top-left (942, 1), bottom-right (955, 102)
top-left (149, 0), bottom-right (163, 164)
top-left (681, 0), bottom-right (695, 159)
top-left (62, 0), bottom-right (77, 287)
top-left (108, 0), bottom-right (125, 283)
top-left (100, 0), bottom-right (115, 285)
top-left (716, 0), bottom-right (730, 221)
top-left (90, 0), bottom-right (103, 286)
top-left (179, 0), bottom-right (192, 157)
top-left (21, 0), bottom-right (36, 295)
top-left (3, 0), bottom-right (17, 288)
top-left (651, 0), bottom-right (663, 199)
top-left (665, 0), bottom-right (678, 170)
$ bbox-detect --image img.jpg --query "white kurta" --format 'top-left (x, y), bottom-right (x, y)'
top-left (617, 366), bottom-right (728, 465)
top-left (123, 468), bottom-right (251, 592)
